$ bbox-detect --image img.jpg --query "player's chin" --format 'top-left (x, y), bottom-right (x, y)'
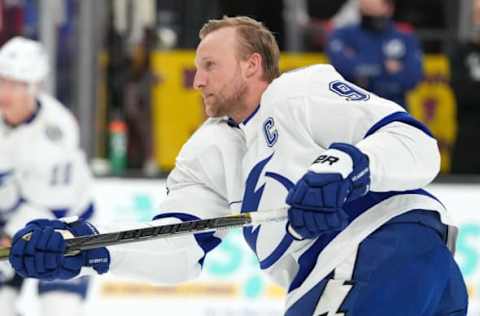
top-left (204, 103), bottom-right (221, 118)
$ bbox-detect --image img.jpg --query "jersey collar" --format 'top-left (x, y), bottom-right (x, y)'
top-left (24, 99), bottom-right (42, 124)
top-left (226, 104), bottom-right (261, 129)
top-left (239, 104), bottom-right (261, 145)
top-left (226, 117), bottom-right (240, 128)
top-left (242, 104), bottom-right (260, 125)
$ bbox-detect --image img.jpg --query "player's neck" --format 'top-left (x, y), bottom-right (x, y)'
top-left (231, 80), bottom-right (269, 124)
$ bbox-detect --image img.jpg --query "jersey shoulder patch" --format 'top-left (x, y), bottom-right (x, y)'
top-left (44, 124), bottom-right (64, 142)
top-left (329, 80), bottom-right (370, 101)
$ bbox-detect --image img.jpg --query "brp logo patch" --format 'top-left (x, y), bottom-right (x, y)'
top-left (314, 155), bottom-right (339, 165)
top-left (329, 80), bottom-right (370, 101)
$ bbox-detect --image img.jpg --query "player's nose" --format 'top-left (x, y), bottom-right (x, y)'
top-left (193, 70), bottom-right (206, 90)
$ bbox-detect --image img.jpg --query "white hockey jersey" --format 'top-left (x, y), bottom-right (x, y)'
top-left (0, 93), bottom-right (95, 237)
top-left (103, 65), bottom-right (453, 308)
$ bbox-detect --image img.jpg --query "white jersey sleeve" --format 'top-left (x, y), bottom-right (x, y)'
top-left (98, 119), bottom-right (245, 284)
top-left (263, 65), bottom-right (440, 192)
top-left (0, 93), bottom-right (95, 236)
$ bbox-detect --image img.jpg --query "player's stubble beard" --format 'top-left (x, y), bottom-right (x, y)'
top-left (203, 64), bottom-right (248, 120)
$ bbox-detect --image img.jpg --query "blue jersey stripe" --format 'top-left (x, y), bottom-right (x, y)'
top-left (51, 208), bottom-right (68, 219)
top-left (288, 233), bottom-right (338, 293)
top-left (344, 188), bottom-right (442, 220)
top-left (50, 202), bottom-right (95, 220)
top-left (152, 212), bottom-right (222, 267)
top-left (78, 202), bottom-right (95, 220)
top-left (0, 170), bottom-right (13, 182)
top-left (259, 225), bottom-right (293, 270)
top-left (365, 111), bottom-right (433, 138)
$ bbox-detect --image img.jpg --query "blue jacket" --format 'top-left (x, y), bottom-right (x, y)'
top-left (326, 22), bottom-right (423, 108)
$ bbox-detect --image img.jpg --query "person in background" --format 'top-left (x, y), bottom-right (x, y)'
top-left (326, 0), bottom-right (423, 110)
top-left (0, 37), bottom-right (96, 316)
top-left (448, 0), bottom-right (480, 174)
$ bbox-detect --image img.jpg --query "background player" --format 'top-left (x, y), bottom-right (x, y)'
top-left (7, 17), bottom-right (468, 315)
top-left (0, 37), bottom-right (96, 316)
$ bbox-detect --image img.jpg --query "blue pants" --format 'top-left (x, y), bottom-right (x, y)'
top-left (286, 212), bottom-right (468, 316)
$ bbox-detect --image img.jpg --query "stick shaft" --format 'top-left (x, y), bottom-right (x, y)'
top-left (0, 208), bottom-right (287, 261)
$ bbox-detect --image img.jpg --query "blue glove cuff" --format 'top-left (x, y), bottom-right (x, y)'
top-left (68, 220), bottom-right (99, 237)
top-left (66, 220), bottom-right (110, 275)
top-left (328, 143), bottom-right (368, 171)
top-left (329, 142), bottom-right (371, 200)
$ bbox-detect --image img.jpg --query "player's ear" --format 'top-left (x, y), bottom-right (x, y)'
top-left (244, 52), bottom-right (262, 79)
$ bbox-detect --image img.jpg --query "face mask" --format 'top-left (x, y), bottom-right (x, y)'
top-left (361, 14), bottom-right (391, 32)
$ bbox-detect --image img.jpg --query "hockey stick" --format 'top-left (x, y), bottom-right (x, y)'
top-left (0, 207), bottom-right (288, 261)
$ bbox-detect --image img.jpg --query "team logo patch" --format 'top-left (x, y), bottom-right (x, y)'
top-left (263, 117), bottom-right (278, 147)
top-left (45, 125), bottom-right (63, 142)
top-left (383, 38), bottom-right (406, 58)
top-left (329, 80), bottom-right (370, 101)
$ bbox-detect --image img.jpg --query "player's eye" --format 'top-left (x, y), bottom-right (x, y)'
top-left (205, 61), bottom-right (215, 70)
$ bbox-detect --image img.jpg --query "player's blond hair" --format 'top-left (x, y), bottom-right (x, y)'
top-left (199, 16), bottom-right (280, 82)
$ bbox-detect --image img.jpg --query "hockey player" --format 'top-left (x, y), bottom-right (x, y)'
top-left (0, 37), bottom-right (96, 316)
top-left (8, 17), bottom-right (468, 315)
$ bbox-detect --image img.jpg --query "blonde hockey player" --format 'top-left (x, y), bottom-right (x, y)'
top-left (8, 17), bottom-right (468, 315)
top-left (0, 37), bottom-right (96, 316)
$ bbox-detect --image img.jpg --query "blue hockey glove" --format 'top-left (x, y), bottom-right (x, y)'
top-left (9, 217), bottom-right (110, 281)
top-left (286, 143), bottom-right (370, 240)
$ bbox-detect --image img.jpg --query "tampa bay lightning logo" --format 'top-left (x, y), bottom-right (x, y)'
top-left (241, 153), bottom-right (295, 269)
top-left (329, 80), bottom-right (370, 101)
